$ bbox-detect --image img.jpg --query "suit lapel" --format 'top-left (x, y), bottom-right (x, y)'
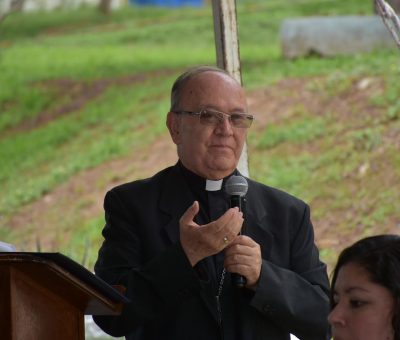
top-left (158, 164), bottom-right (221, 323)
top-left (245, 180), bottom-right (274, 260)
top-left (159, 164), bottom-right (195, 244)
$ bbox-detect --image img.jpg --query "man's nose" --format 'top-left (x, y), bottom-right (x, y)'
top-left (215, 115), bottom-right (234, 134)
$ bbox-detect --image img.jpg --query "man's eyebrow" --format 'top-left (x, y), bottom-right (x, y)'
top-left (203, 106), bottom-right (248, 113)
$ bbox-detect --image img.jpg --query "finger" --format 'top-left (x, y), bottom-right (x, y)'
top-left (225, 250), bottom-right (260, 266)
top-left (212, 207), bottom-right (241, 232)
top-left (224, 253), bottom-right (259, 269)
top-left (180, 201), bottom-right (199, 226)
top-left (211, 209), bottom-right (243, 238)
top-left (215, 217), bottom-right (244, 248)
top-left (225, 235), bottom-right (257, 250)
top-left (224, 238), bottom-right (261, 265)
top-left (224, 262), bottom-right (251, 274)
top-left (224, 258), bottom-right (255, 278)
top-left (224, 245), bottom-right (258, 263)
top-left (224, 253), bottom-right (262, 288)
top-left (224, 262), bottom-right (260, 287)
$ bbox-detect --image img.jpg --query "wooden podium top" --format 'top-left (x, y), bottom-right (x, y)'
top-left (0, 252), bottom-right (129, 315)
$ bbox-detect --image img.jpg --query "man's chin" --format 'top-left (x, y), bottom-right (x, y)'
top-left (206, 160), bottom-right (237, 177)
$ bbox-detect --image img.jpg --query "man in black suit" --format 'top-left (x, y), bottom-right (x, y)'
top-left (93, 66), bottom-right (330, 339)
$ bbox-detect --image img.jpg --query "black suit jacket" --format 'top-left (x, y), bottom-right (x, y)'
top-left (93, 163), bottom-right (330, 340)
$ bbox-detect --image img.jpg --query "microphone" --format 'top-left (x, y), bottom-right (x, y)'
top-left (224, 175), bottom-right (248, 288)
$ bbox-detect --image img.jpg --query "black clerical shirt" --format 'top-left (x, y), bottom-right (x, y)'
top-left (178, 162), bottom-right (242, 340)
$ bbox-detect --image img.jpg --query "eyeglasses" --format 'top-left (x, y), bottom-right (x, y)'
top-left (173, 108), bottom-right (254, 129)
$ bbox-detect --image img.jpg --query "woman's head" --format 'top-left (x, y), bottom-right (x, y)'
top-left (329, 234), bottom-right (400, 340)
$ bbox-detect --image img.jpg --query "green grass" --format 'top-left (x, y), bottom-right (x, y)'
top-left (0, 0), bottom-right (399, 267)
top-left (256, 116), bottom-right (327, 149)
top-left (0, 80), bottom-right (170, 213)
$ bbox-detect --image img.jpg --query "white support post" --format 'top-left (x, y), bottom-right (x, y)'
top-left (211, 0), bottom-right (249, 178)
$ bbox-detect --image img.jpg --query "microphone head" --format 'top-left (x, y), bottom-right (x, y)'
top-left (225, 175), bottom-right (248, 197)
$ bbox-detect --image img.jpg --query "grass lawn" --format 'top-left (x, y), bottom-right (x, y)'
top-left (0, 0), bottom-right (399, 268)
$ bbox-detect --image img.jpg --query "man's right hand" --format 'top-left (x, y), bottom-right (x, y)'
top-left (179, 201), bottom-right (243, 266)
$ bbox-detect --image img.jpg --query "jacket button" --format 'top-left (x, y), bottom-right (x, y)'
top-left (263, 304), bottom-right (274, 314)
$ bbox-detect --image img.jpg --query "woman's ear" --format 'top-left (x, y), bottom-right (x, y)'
top-left (166, 111), bottom-right (181, 145)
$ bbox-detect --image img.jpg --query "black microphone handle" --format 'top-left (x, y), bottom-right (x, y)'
top-left (230, 195), bottom-right (247, 288)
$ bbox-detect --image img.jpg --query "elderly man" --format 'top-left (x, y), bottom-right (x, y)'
top-left (93, 66), bottom-right (330, 340)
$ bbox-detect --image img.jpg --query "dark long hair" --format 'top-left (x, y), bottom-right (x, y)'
top-left (331, 234), bottom-right (400, 340)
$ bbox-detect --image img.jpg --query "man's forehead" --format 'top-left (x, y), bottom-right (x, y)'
top-left (188, 70), bottom-right (236, 85)
top-left (179, 71), bottom-right (247, 110)
top-left (183, 72), bottom-right (243, 99)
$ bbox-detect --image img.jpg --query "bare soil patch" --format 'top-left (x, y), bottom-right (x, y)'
top-left (4, 69), bottom-right (177, 137)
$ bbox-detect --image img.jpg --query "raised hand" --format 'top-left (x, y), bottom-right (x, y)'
top-left (179, 201), bottom-right (243, 266)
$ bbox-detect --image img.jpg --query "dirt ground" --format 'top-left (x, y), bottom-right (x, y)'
top-left (6, 75), bottom-right (400, 269)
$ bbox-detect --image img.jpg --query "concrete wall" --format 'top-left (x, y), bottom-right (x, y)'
top-left (280, 15), bottom-right (397, 59)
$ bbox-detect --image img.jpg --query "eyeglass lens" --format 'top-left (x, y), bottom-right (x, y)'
top-left (200, 109), bottom-right (253, 128)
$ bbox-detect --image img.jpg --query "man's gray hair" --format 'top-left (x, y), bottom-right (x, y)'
top-left (170, 65), bottom-right (234, 112)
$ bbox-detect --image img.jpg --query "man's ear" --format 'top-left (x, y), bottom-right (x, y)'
top-left (166, 111), bottom-right (181, 145)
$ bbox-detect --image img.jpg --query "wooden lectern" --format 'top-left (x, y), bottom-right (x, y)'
top-left (0, 252), bottom-right (128, 340)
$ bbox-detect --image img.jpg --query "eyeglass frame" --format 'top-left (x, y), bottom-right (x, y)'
top-left (172, 108), bottom-right (254, 129)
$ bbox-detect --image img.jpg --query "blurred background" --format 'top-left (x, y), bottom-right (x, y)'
top-left (0, 0), bottom-right (399, 306)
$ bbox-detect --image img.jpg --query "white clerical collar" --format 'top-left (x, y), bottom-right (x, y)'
top-left (205, 179), bottom-right (223, 191)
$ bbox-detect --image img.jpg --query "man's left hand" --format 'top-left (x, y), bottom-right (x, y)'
top-left (224, 235), bottom-right (262, 289)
